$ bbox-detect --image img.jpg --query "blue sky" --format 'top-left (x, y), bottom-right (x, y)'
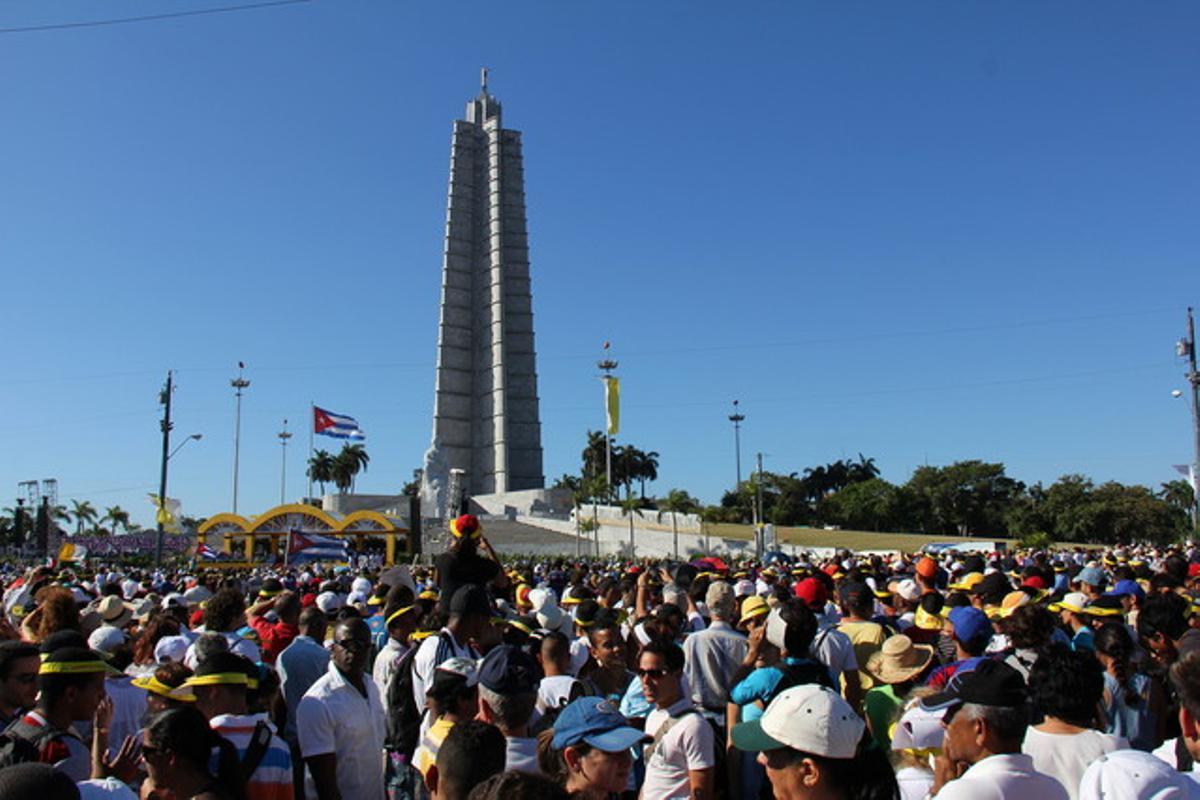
top-left (1, 1), bottom-right (1197, 528)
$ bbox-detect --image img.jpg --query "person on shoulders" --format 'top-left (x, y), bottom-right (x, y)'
top-left (922, 659), bottom-right (1067, 800)
top-left (434, 515), bottom-right (507, 610)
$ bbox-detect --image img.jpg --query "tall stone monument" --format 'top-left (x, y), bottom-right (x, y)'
top-left (422, 71), bottom-right (545, 515)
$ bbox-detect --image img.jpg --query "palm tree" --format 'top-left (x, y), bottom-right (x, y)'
top-left (619, 495), bottom-right (643, 558)
top-left (636, 451), bottom-right (660, 500)
top-left (341, 444), bottom-right (369, 492)
top-left (70, 500), bottom-right (98, 535)
top-left (658, 489), bottom-right (698, 559)
top-left (48, 504), bottom-right (70, 532)
top-left (331, 444), bottom-right (370, 494)
top-left (307, 450), bottom-right (336, 495)
top-left (104, 506), bottom-right (130, 535)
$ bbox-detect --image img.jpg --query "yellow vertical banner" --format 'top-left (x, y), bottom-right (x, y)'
top-left (606, 377), bottom-right (620, 435)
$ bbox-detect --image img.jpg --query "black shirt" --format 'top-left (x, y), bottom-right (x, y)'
top-left (435, 551), bottom-right (500, 606)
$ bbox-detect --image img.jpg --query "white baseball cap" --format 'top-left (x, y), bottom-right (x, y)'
top-left (889, 704), bottom-right (944, 751)
top-left (316, 591), bottom-right (343, 614)
top-left (731, 684), bottom-right (865, 759)
top-left (891, 579), bottom-right (921, 603)
top-left (1078, 749), bottom-right (1195, 800)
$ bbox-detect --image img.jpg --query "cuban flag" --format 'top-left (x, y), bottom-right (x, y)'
top-left (313, 406), bottom-right (366, 440)
top-left (287, 530), bottom-right (349, 563)
top-left (196, 543), bottom-right (224, 561)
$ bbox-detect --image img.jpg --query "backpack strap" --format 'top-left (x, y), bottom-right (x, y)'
top-left (643, 707), bottom-right (699, 766)
top-left (240, 721), bottom-right (273, 780)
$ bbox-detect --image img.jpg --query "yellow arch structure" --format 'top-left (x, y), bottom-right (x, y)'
top-left (197, 503), bottom-right (412, 565)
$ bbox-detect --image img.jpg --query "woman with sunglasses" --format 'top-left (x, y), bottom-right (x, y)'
top-left (539, 696), bottom-right (649, 799)
top-left (140, 706), bottom-right (244, 800)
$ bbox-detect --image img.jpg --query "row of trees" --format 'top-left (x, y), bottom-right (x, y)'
top-left (714, 460), bottom-right (1194, 545)
top-left (555, 431), bottom-right (1196, 546)
top-left (306, 444), bottom-right (370, 495)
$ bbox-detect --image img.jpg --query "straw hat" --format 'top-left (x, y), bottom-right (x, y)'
top-left (865, 635), bottom-right (934, 685)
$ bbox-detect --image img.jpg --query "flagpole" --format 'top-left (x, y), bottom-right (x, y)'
top-left (307, 401), bottom-right (314, 501)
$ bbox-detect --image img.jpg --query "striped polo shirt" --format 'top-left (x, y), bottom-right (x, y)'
top-left (210, 712), bottom-right (293, 800)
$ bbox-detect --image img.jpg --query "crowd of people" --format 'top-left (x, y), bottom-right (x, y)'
top-left (3, 513), bottom-right (1200, 799)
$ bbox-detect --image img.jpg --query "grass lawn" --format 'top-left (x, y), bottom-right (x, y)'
top-left (705, 523), bottom-right (1020, 553)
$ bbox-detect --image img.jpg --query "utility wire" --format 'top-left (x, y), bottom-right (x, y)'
top-left (0, 0), bottom-right (311, 34)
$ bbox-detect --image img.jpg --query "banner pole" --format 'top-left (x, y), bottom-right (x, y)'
top-left (307, 402), bottom-right (314, 501)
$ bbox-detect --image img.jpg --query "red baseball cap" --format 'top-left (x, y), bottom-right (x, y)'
top-left (1189, 563), bottom-right (1200, 578)
top-left (794, 577), bottom-right (829, 608)
top-left (1021, 575), bottom-right (1047, 590)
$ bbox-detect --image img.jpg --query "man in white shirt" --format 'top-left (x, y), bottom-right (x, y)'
top-left (411, 585), bottom-right (489, 711)
top-left (639, 640), bottom-right (716, 800)
top-left (476, 644), bottom-right (542, 774)
top-left (298, 617), bottom-right (388, 800)
top-left (922, 660), bottom-right (1067, 800)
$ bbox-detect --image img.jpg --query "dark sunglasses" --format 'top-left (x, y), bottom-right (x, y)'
top-left (141, 743), bottom-right (164, 757)
top-left (636, 668), bottom-right (671, 679)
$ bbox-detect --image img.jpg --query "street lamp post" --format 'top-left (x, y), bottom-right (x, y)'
top-left (155, 371), bottom-right (174, 567)
top-left (278, 420), bottom-right (292, 505)
top-left (728, 400), bottom-right (745, 487)
top-left (230, 363), bottom-right (250, 515)
top-left (155, 424), bottom-right (202, 569)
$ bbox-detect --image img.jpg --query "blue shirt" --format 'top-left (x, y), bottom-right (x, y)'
top-left (1071, 626), bottom-right (1095, 653)
top-left (276, 634), bottom-right (331, 743)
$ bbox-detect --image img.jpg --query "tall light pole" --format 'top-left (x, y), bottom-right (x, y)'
top-left (1178, 307), bottom-right (1200, 532)
top-left (598, 355), bottom-right (619, 504)
top-left (729, 400), bottom-right (745, 487)
top-left (278, 419), bottom-right (292, 505)
top-left (156, 431), bottom-right (200, 568)
top-left (230, 362), bottom-right (250, 515)
top-left (155, 371), bottom-right (174, 568)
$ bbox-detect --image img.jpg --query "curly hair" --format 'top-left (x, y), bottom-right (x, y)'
top-left (1005, 604), bottom-right (1056, 650)
top-left (1028, 643), bottom-right (1104, 727)
top-left (202, 588), bottom-right (246, 633)
top-left (33, 587), bottom-right (80, 642)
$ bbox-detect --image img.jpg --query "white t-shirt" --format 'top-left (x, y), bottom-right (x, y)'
top-left (641, 699), bottom-right (716, 800)
top-left (896, 765), bottom-right (934, 800)
top-left (411, 629), bottom-right (477, 710)
top-left (537, 675), bottom-right (581, 716)
top-left (568, 636), bottom-right (591, 676)
top-left (1022, 727), bottom-right (1127, 800)
top-left (506, 736), bottom-right (540, 774)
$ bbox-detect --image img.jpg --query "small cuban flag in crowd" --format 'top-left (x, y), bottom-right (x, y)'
top-left (313, 406), bottom-right (366, 441)
top-left (196, 543), bottom-right (224, 561)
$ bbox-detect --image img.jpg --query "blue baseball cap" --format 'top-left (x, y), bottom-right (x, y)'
top-left (1107, 579), bottom-right (1144, 601)
top-left (1078, 567), bottom-right (1107, 587)
top-left (551, 697), bottom-right (650, 752)
top-left (948, 606), bottom-right (993, 647)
